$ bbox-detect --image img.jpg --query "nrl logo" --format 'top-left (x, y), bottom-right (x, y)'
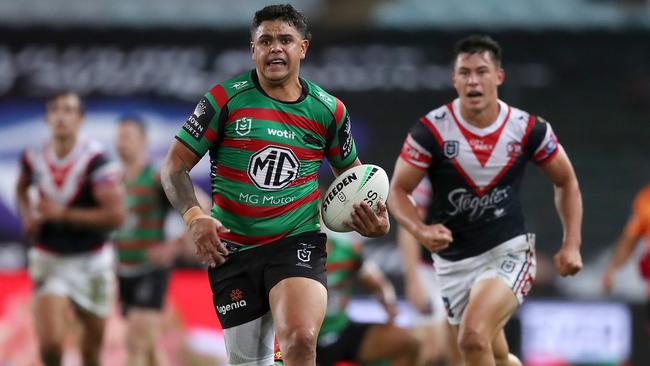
top-left (236, 117), bottom-right (252, 136)
top-left (232, 81), bottom-right (249, 90)
top-left (443, 140), bottom-right (459, 159)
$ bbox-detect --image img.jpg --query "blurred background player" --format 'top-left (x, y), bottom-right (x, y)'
top-left (160, 4), bottom-right (390, 366)
top-left (397, 177), bottom-right (459, 365)
top-left (602, 184), bottom-right (650, 333)
top-left (15, 91), bottom-right (126, 366)
top-left (388, 35), bottom-right (583, 366)
top-left (113, 115), bottom-right (188, 366)
top-left (317, 232), bottom-right (419, 366)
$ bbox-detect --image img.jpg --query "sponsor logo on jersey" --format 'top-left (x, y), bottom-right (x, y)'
top-left (238, 193), bottom-right (296, 205)
top-left (267, 128), bottom-right (296, 140)
top-left (339, 114), bottom-right (354, 159)
top-left (447, 187), bottom-right (509, 221)
top-left (322, 172), bottom-right (358, 213)
top-left (443, 140), bottom-right (459, 159)
top-left (248, 146), bottom-right (300, 190)
top-left (469, 139), bottom-right (493, 152)
top-left (217, 289), bottom-right (247, 315)
top-left (232, 80), bottom-right (249, 90)
top-left (182, 97), bottom-right (214, 140)
top-left (235, 117), bottom-right (252, 136)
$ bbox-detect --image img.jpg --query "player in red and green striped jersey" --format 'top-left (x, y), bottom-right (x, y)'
top-left (161, 4), bottom-right (389, 366)
top-left (114, 116), bottom-right (185, 366)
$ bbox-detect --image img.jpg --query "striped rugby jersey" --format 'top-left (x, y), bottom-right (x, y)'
top-left (400, 99), bottom-right (559, 261)
top-left (176, 70), bottom-right (358, 247)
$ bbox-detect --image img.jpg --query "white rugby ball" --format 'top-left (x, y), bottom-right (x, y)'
top-left (321, 164), bottom-right (389, 232)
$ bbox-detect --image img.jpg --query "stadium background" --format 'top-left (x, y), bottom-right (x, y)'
top-left (0, 0), bottom-right (649, 364)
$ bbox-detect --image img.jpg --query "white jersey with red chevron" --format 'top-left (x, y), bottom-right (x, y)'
top-left (400, 98), bottom-right (558, 261)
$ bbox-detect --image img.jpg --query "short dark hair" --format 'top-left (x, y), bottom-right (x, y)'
top-left (453, 35), bottom-right (502, 67)
top-left (118, 114), bottom-right (147, 136)
top-left (251, 4), bottom-right (311, 41)
top-left (46, 91), bottom-right (85, 115)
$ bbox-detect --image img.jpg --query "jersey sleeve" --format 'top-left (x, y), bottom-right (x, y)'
top-left (527, 116), bottom-right (560, 165)
top-left (88, 154), bottom-right (121, 188)
top-left (325, 98), bottom-right (358, 169)
top-left (398, 120), bottom-right (437, 170)
top-left (175, 90), bottom-right (225, 157)
top-left (623, 187), bottom-right (650, 238)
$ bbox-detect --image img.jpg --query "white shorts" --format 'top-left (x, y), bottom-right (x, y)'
top-left (411, 263), bottom-right (447, 325)
top-left (433, 234), bottom-right (536, 325)
top-left (28, 245), bottom-right (116, 317)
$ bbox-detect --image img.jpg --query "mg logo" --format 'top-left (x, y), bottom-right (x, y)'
top-left (248, 146), bottom-right (300, 191)
top-left (236, 117), bottom-right (252, 136)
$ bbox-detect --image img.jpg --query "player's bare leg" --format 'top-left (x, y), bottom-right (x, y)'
top-left (492, 329), bottom-right (522, 366)
top-left (445, 324), bottom-right (463, 366)
top-left (457, 278), bottom-right (518, 366)
top-left (33, 294), bottom-right (71, 366)
top-left (126, 309), bottom-right (166, 366)
top-left (270, 277), bottom-right (327, 366)
top-left (357, 324), bottom-right (419, 366)
top-left (75, 306), bottom-right (107, 366)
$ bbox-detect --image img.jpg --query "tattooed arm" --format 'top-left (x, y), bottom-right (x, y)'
top-left (161, 140), bottom-right (229, 266)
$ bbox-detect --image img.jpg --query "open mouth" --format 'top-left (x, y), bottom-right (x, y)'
top-left (267, 59), bottom-right (287, 67)
top-left (467, 91), bottom-right (483, 98)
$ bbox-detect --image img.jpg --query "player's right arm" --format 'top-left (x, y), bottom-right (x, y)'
top-left (161, 92), bottom-right (230, 266)
top-left (388, 141), bottom-right (452, 253)
top-left (15, 153), bottom-right (40, 238)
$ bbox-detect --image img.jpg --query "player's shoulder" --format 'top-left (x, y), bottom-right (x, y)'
top-left (206, 70), bottom-right (256, 105)
top-left (304, 78), bottom-right (342, 113)
top-left (422, 104), bottom-right (451, 125)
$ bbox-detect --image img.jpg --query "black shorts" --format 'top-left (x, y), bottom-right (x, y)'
top-left (316, 321), bottom-right (372, 366)
top-left (208, 231), bottom-right (327, 329)
top-left (118, 268), bottom-right (170, 315)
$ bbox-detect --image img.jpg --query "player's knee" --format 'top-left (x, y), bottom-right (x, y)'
top-left (458, 327), bottom-right (490, 355)
top-left (280, 327), bottom-right (317, 359)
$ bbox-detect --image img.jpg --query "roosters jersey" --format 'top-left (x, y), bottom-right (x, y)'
top-left (21, 137), bottom-right (120, 254)
top-left (400, 99), bottom-right (559, 261)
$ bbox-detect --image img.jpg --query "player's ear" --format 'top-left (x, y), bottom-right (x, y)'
top-left (496, 67), bottom-right (505, 86)
top-left (250, 41), bottom-right (255, 60)
top-left (300, 39), bottom-right (309, 60)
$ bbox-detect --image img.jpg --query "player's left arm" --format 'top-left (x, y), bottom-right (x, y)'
top-left (326, 100), bottom-right (389, 237)
top-left (539, 145), bottom-right (584, 276)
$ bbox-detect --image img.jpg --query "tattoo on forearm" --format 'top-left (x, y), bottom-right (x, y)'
top-left (162, 159), bottom-right (199, 214)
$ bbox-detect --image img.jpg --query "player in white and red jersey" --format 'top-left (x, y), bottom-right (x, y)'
top-left (388, 35), bottom-right (583, 366)
top-left (15, 92), bottom-right (125, 366)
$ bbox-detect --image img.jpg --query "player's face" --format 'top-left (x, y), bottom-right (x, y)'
top-left (116, 122), bottom-right (146, 163)
top-left (45, 94), bottom-right (84, 139)
top-left (251, 20), bottom-right (308, 85)
top-left (452, 51), bottom-right (504, 113)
